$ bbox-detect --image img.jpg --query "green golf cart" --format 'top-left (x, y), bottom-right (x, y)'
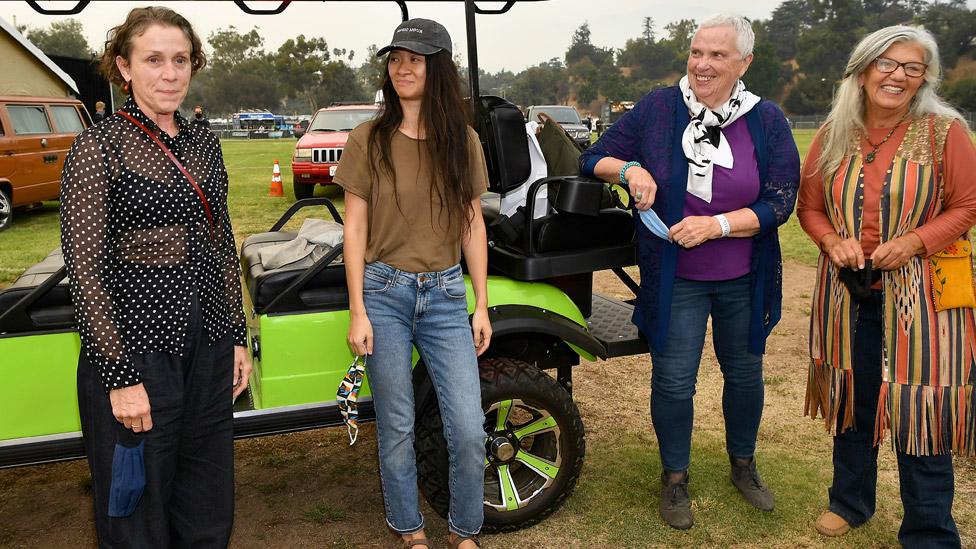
top-left (0, 0), bottom-right (648, 533)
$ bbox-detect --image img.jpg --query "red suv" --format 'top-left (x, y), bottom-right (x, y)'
top-left (291, 104), bottom-right (380, 200)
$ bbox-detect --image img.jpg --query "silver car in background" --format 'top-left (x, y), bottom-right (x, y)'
top-left (525, 105), bottom-right (591, 149)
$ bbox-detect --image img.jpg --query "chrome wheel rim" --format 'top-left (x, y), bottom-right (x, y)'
top-left (0, 191), bottom-right (10, 227)
top-left (483, 399), bottom-right (562, 512)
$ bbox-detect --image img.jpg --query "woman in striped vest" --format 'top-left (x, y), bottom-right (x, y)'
top-left (797, 26), bottom-right (976, 547)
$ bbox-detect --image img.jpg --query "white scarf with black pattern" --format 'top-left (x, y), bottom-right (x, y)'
top-left (679, 75), bottom-right (760, 203)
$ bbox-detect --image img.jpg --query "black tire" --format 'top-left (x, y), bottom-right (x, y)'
top-left (0, 187), bottom-right (12, 232)
top-left (293, 180), bottom-right (314, 200)
top-left (416, 357), bottom-right (585, 533)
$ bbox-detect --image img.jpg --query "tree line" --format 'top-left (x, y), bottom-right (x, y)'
top-left (18, 0), bottom-right (976, 117)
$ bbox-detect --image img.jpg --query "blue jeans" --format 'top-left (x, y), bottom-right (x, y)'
top-left (829, 292), bottom-right (959, 548)
top-left (363, 261), bottom-right (485, 537)
top-left (649, 275), bottom-right (765, 472)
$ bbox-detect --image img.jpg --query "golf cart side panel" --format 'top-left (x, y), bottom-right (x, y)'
top-left (0, 332), bottom-right (81, 440)
top-left (256, 308), bottom-right (367, 409)
top-left (483, 276), bottom-right (587, 327)
top-left (251, 275), bottom-right (587, 410)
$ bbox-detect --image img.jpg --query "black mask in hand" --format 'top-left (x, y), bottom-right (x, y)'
top-left (838, 259), bottom-right (882, 302)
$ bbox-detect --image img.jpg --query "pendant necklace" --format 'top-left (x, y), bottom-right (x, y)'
top-left (863, 112), bottom-right (909, 163)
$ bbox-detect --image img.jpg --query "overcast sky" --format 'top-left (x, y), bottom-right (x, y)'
top-left (5, 0), bottom-right (976, 73)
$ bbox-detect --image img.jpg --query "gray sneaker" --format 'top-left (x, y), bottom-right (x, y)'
top-left (730, 455), bottom-right (774, 511)
top-left (659, 471), bottom-right (693, 530)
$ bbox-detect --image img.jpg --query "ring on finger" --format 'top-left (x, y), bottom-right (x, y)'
top-left (635, 191), bottom-right (643, 201)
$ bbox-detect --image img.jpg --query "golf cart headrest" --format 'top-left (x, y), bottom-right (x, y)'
top-left (475, 95), bottom-right (531, 194)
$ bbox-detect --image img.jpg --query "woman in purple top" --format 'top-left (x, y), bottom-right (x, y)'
top-left (580, 13), bottom-right (800, 530)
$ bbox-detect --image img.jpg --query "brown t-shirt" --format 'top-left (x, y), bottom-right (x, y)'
top-left (334, 122), bottom-right (489, 272)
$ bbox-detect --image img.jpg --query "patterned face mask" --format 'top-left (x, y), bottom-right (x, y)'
top-left (337, 355), bottom-right (366, 444)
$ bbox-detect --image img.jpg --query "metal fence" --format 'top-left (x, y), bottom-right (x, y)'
top-left (206, 122), bottom-right (296, 140)
top-left (789, 115), bottom-right (827, 130)
top-left (788, 110), bottom-right (974, 130)
top-left (213, 129), bottom-right (295, 140)
top-left (206, 111), bottom-right (975, 138)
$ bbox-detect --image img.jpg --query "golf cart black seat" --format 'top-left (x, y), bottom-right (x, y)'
top-left (476, 95), bottom-right (635, 281)
top-left (0, 247), bottom-right (74, 334)
top-left (239, 198), bottom-right (348, 315)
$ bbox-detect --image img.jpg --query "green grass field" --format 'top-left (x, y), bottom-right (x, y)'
top-left (0, 139), bottom-right (313, 286)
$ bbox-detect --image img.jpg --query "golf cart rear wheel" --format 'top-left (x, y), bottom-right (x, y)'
top-left (293, 180), bottom-right (314, 200)
top-left (415, 357), bottom-right (585, 533)
top-left (0, 187), bottom-right (11, 231)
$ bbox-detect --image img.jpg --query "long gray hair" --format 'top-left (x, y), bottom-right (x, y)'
top-left (816, 25), bottom-right (968, 182)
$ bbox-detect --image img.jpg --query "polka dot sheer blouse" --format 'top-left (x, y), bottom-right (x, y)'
top-left (60, 96), bottom-right (247, 393)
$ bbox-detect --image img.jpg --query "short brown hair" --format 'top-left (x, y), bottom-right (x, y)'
top-left (99, 6), bottom-right (207, 89)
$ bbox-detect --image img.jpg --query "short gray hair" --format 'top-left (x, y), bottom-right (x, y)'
top-left (696, 13), bottom-right (755, 59)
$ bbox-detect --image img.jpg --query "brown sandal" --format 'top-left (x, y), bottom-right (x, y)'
top-left (448, 535), bottom-right (480, 549)
top-left (402, 539), bottom-right (431, 549)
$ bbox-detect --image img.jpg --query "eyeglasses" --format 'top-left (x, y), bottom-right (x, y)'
top-left (874, 57), bottom-right (927, 78)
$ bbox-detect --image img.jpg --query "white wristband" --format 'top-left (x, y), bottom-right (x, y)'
top-left (714, 214), bottom-right (731, 238)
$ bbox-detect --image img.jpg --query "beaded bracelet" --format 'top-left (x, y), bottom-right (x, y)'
top-left (619, 161), bottom-right (641, 186)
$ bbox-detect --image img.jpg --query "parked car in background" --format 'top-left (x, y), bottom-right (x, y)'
top-left (525, 105), bottom-right (591, 149)
top-left (596, 100), bottom-right (635, 136)
top-left (291, 103), bottom-right (380, 200)
top-left (0, 96), bottom-right (90, 231)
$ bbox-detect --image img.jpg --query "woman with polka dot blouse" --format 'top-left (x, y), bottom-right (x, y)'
top-left (59, 7), bottom-right (250, 546)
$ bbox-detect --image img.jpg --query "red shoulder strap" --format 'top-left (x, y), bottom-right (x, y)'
top-left (117, 110), bottom-right (215, 239)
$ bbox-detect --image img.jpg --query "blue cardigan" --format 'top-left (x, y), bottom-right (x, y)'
top-left (580, 86), bottom-right (800, 355)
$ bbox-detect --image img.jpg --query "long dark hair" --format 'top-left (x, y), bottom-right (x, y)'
top-left (368, 50), bottom-right (474, 240)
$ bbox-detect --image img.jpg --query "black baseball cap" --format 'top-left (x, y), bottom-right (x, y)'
top-left (376, 18), bottom-right (452, 57)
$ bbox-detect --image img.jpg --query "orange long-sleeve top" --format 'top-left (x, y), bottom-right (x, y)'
top-left (797, 120), bottom-right (976, 257)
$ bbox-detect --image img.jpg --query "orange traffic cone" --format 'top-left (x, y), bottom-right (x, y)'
top-left (269, 160), bottom-right (284, 197)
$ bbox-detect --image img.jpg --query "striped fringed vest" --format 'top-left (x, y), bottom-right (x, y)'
top-left (805, 115), bottom-right (976, 457)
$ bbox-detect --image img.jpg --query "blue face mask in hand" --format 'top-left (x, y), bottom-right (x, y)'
top-left (639, 208), bottom-right (672, 242)
top-left (108, 428), bottom-right (146, 518)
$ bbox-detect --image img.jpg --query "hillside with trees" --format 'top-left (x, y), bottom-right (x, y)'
top-left (552, 0), bottom-right (976, 115)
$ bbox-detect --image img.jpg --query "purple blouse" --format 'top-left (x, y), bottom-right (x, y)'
top-left (676, 117), bottom-right (759, 281)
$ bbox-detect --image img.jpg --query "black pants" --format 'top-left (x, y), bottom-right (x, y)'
top-left (830, 292), bottom-right (960, 548)
top-left (78, 298), bottom-right (235, 549)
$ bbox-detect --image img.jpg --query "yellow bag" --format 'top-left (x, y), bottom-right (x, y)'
top-left (925, 115), bottom-right (976, 312)
top-left (929, 240), bottom-right (976, 311)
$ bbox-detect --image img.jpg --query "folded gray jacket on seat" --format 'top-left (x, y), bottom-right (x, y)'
top-left (259, 218), bottom-right (344, 270)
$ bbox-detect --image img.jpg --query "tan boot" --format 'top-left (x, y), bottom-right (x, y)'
top-left (815, 511), bottom-right (851, 537)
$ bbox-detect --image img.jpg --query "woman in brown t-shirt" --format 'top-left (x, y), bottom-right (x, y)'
top-left (334, 18), bottom-right (489, 549)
